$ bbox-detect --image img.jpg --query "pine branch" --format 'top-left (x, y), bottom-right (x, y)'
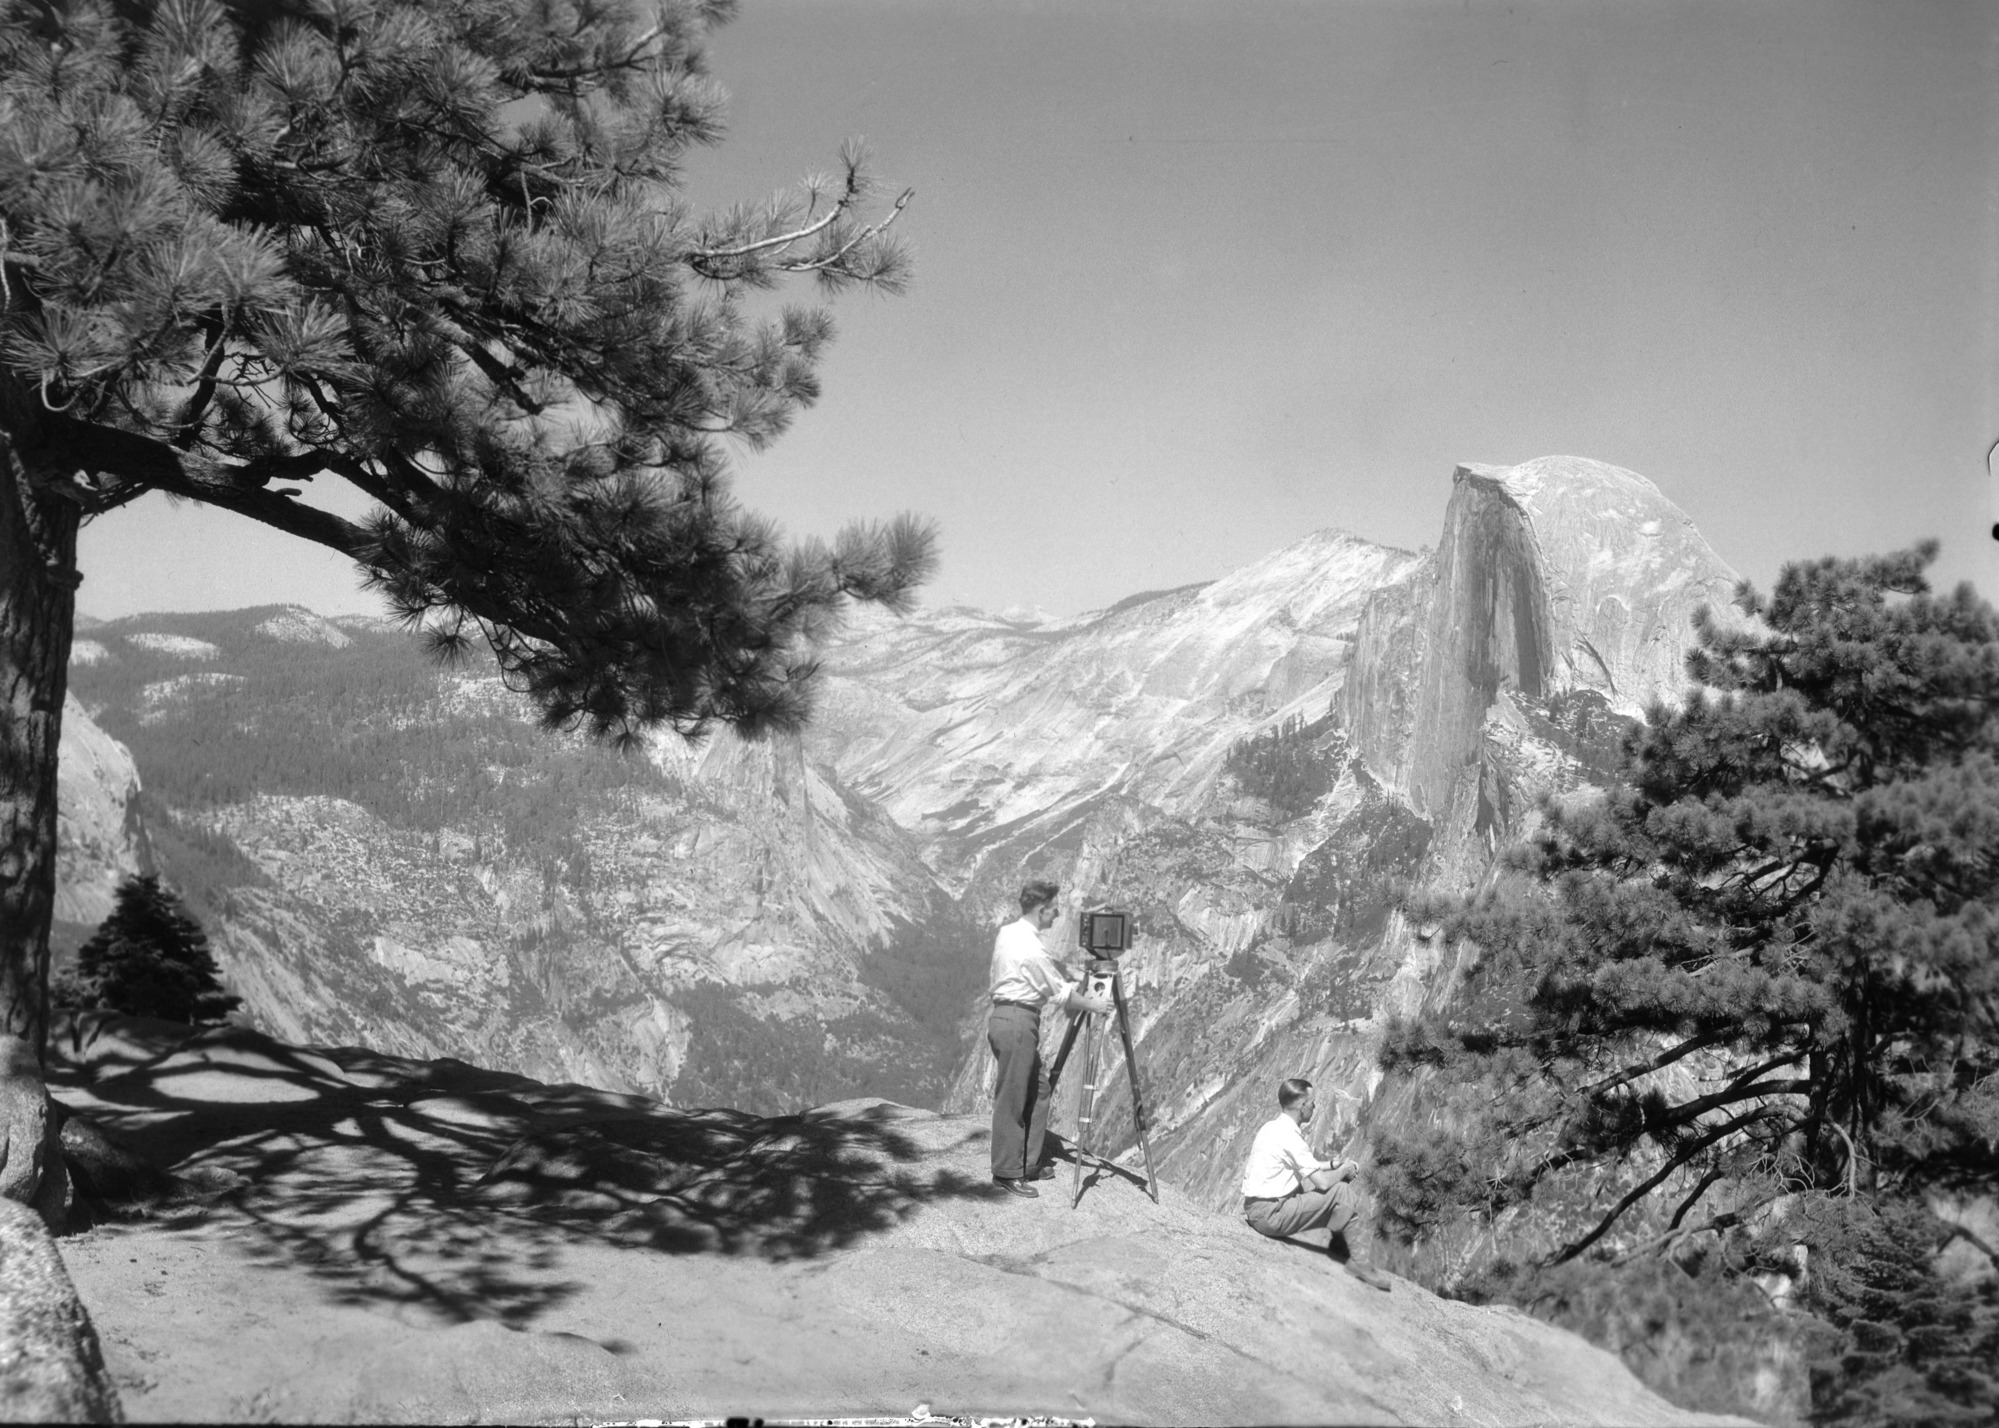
top-left (1609, 1186), bottom-right (1786, 1265)
top-left (1826, 1117), bottom-right (1864, 1198)
top-left (525, 23), bottom-right (665, 83)
top-left (773, 187), bottom-right (915, 276)
top-left (1666, 1164), bottom-right (1726, 1230)
top-left (1548, 1106), bottom-right (1794, 1265)
top-left (341, 454), bottom-right (437, 530)
top-left (1660, 1076), bottom-right (1814, 1128)
top-left (1582, 1026), bottom-right (1735, 1100)
top-left (169, 315), bottom-right (232, 449)
top-left (42, 414), bottom-right (372, 555)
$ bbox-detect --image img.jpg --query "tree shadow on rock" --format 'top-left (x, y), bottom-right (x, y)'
top-left (474, 1101), bottom-right (997, 1259)
top-left (46, 1019), bottom-right (1001, 1328)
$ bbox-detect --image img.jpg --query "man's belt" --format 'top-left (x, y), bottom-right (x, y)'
top-left (991, 999), bottom-right (1043, 1010)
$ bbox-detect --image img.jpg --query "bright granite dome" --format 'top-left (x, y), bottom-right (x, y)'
top-left (1455, 455), bottom-right (1741, 714)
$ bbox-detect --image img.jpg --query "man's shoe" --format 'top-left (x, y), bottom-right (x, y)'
top-left (1343, 1260), bottom-right (1392, 1292)
top-left (993, 1176), bottom-right (1040, 1198)
top-left (1029, 1163), bottom-right (1059, 1181)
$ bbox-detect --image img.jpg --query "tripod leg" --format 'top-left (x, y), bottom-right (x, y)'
top-left (1070, 1012), bottom-right (1100, 1210)
top-left (1046, 1009), bottom-right (1084, 1097)
top-left (1111, 972), bottom-right (1160, 1204)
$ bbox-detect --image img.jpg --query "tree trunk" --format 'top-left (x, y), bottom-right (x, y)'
top-left (0, 432), bottom-right (79, 1065)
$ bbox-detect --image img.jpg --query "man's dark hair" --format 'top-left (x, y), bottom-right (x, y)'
top-left (1019, 881), bottom-right (1060, 913)
top-left (1278, 1078), bottom-right (1313, 1110)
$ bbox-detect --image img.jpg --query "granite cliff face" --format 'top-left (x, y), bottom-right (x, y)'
top-left (57, 608), bottom-right (970, 1114)
top-left (809, 530), bottom-right (1425, 883)
top-left (898, 457), bottom-right (1740, 1224)
top-left (52, 695), bottom-right (150, 941)
top-left (54, 458), bottom-right (1739, 1232)
top-left (1350, 457), bottom-right (1740, 826)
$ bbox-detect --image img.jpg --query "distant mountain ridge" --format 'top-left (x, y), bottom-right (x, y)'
top-left (809, 526), bottom-right (1427, 888)
top-left (56, 458), bottom-right (1742, 1245)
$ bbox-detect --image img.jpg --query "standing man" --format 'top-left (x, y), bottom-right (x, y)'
top-left (988, 880), bottom-right (1110, 1198)
top-left (1241, 1077), bottom-right (1392, 1290)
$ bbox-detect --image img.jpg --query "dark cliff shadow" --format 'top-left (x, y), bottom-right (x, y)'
top-left (45, 1018), bottom-right (1002, 1328)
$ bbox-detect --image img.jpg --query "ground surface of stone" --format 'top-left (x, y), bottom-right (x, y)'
top-left (0, 1196), bottom-right (124, 1422)
top-left (48, 1018), bottom-right (1753, 1426)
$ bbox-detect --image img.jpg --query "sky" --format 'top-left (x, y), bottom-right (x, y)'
top-left (76, 0), bottom-right (1998, 622)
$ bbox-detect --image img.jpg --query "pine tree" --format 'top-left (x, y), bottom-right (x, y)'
top-left (1373, 545), bottom-right (1999, 1421)
top-left (56, 874), bottom-right (241, 1025)
top-left (0, 0), bottom-right (933, 1058)
top-left (1790, 1196), bottom-right (1999, 1427)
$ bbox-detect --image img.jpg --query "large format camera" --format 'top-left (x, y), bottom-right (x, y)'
top-left (1076, 910), bottom-right (1132, 957)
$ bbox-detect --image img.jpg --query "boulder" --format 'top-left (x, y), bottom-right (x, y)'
top-left (58, 1113), bottom-right (180, 1229)
top-left (0, 1197), bottom-right (122, 1422)
top-left (0, 1035), bottom-right (67, 1231)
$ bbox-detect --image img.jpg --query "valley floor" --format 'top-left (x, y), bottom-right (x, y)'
top-left (47, 1018), bottom-right (1751, 1426)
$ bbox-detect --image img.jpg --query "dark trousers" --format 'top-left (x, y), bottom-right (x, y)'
top-left (988, 1003), bottom-right (1052, 1179)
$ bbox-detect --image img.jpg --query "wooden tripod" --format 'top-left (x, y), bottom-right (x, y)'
top-left (1047, 957), bottom-right (1160, 1208)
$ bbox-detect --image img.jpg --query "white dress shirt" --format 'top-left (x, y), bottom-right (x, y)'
top-left (1240, 1113), bottom-right (1331, 1198)
top-left (989, 917), bottom-right (1073, 1009)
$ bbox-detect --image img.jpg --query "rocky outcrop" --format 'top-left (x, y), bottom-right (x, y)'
top-left (53, 460), bottom-right (1739, 1233)
top-left (0, 1198), bottom-right (121, 1422)
top-left (1347, 457), bottom-right (1738, 823)
top-left (47, 1020), bottom-right (1747, 1426)
top-left (54, 695), bottom-right (148, 933)
top-left (1479, 456), bottom-right (1741, 708)
top-left (46, 457), bottom-right (1770, 1413)
top-left (57, 613), bottom-right (967, 1116)
top-left (812, 530), bottom-right (1426, 880)
top-left (0, 1036), bottom-right (66, 1231)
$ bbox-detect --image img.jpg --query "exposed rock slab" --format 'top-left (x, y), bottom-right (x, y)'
top-left (54, 694), bottom-right (149, 932)
top-left (1354, 457), bottom-right (1738, 819)
top-left (813, 531), bottom-right (1426, 875)
top-left (46, 1021), bottom-right (1748, 1425)
top-left (0, 1035), bottom-right (68, 1231)
top-left (0, 1197), bottom-right (122, 1422)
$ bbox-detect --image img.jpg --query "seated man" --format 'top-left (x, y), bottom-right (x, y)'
top-left (1240, 1077), bottom-right (1391, 1291)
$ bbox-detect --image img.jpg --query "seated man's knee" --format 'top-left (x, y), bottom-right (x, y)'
top-left (1324, 1181), bottom-right (1359, 1231)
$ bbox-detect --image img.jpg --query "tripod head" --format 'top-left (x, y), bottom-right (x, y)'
top-left (1078, 958), bottom-right (1119, 1007)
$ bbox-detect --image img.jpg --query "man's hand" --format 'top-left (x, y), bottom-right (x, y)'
top-left (1304, 1159), bottom-right (1357, 1193)
top-left (1065, 988), bottom-right (1112, 1017)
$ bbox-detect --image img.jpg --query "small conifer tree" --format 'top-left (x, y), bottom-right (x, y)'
top-left (56, 874), bottom-right (241, 1025)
